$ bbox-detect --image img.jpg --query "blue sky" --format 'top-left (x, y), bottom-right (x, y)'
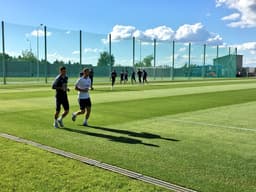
top-left (1, 0), bottom-right (256, 66)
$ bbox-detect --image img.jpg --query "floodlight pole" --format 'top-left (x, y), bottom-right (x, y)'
top-left (37, 24), bottom-right (43, 80)
top-left (44, 26), bottom-right (48, 84)
top-left (109, 34), bottom-right (112, 75)
top-left (2, 21), bottom-right (6, 84)
top-left (80, 30), bottom-right (82, 66)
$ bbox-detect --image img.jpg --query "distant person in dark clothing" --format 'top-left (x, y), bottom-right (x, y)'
top-left (52, 66), bottom-right (70, 128)
top-left (124, 70), bottom-right (128, 84)
top-left (111, 70), bottom-right (117, 89)
top-left (143, 69), bottom-right (148, 83)
top-left (137, 69), bottom-right (142, 83)
top-left (120, 70), bottom-right (124, 84)
top-left (89, 68), bottom-right (94, 90)
top-left (131, 70), bottom-right (136, 84)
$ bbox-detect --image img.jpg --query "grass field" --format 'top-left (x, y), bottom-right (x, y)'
top-left (0, 78), bottom-right (256, 192)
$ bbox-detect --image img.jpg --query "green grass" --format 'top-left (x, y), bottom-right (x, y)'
top-left (0, 79), bottom-right (256, 192)
top-left (0, 137), bottom-right (168, 192)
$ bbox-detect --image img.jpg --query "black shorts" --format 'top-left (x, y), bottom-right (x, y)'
top-left (56, 95), bottom-right (69, 112)
top-left (79, 98), bottom-right (91, 110)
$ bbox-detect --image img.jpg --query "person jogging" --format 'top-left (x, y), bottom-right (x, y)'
top-left (72, 68), bottom-right (92, 126)
top-left (52, 66), bottom-right (70, 128)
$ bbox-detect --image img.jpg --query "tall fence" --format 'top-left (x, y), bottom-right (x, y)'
top-left (0, 21), bottom-right (251, 84)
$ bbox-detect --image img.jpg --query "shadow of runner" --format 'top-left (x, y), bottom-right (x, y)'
top-left (88, 125), bottom-right (179, 142)
top-left (62, 127), bottom-right (159, 147)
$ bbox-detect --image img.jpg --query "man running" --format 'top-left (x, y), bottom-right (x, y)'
top-left (52, 66), bottom-right (70, 128)
top-left (72, 68), bottom-right (92, 126)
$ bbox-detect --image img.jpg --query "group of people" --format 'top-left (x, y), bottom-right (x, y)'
top-left (52, 66), bottom-right (92, 128)
top-left (111, 69), bottom-right (148, 88)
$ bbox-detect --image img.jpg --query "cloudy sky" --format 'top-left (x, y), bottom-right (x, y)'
top-left (0, 0), bottom-right (256, 66)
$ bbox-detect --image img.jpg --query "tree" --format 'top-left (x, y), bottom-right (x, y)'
top-left (0, 53), bottom-right (12, 61)
top-left (97, 51), bottom-right (115, 67)
top-left (143, 55), bottom-right (154, 67)
top-left (134, 55), bottom-right (154, 67)
top-left (19, 50), bottom-right (37, 63)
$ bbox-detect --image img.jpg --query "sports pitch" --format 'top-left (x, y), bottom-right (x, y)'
top-left (0, 78), bottom-right (256, 192)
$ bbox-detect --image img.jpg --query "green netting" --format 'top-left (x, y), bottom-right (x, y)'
top-left (0, 22), bottom-right (246, 84)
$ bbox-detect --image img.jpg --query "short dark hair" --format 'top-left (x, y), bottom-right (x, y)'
top-left (60, 66), bottom-right (66, 71)
top-left (83, 68), bottom-right (89, 72)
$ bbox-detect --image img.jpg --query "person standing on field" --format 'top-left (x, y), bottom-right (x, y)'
top-left (111, 69), bottom-right (117, 89)
top-left (52, 66), bottom-right (70, 128)
top-left (89, 68), bottom-right (94, 90)
top-left (72, 68), bottom-right (92, 126)
top-left (137, 69), bottom-right (142, 83)
top-left (131, 70), bottom-right (136, 84)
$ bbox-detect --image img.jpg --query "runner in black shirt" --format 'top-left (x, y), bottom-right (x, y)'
top-left (52, 66), bottom-right (70, 128)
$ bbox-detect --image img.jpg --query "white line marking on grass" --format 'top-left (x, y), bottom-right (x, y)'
top-left (170, 119), bottom-right (256, 132)
top-left (0, 133), bottom-right (197, 192)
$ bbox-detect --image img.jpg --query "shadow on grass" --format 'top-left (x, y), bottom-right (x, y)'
top-left (62, 127), bottom-right (159, 147)
top-left (88, 125), bottom-right (179, 142)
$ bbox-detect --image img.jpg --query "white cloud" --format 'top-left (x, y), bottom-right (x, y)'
top-left (216, 0), bottom-right (256, 28)
top-left (175, 23), bottom-right (210, 42)
top-left (221, 13), bottom-right (240, 20)
top-left (84, 48), bottom-right (103, 53)
top-left (144, 26), bottom-right (175, 41)
top-left (66, 31), bottom-right (71, 34)
top-left (113, 25), bottom-right (136, 39)
top-left (72, 50), bottom-right (80, 55)
top-left (233, 42), bottom-right (256, 54)
top-left (106, 23), bottom-right (223, 45)
top-left (179, 47), bottom-right (186, 52)
top-left (31, 29), bottom-right (52, 37)
top-left (48, 52), bottom-right (78, 63)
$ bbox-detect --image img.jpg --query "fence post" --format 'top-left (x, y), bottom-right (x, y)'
top-left (203, 44), bottom-right (206, 78)
top-left (153, 39), bottom-right (156, 80)
top-left (44, 25), bottom-right (48, 84)
top-left (133, 37), bottom-right (135, 67)
top-left (171, 41), bottom-right (175, 80)
top-left (2, 21), bottom-right (6, 84)
top-left (109, 34), bottom-right (112, 75)
top-left (188, 42), bottom-right (191, 80)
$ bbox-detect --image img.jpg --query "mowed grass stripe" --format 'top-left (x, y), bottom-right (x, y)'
top-left (88, 88), bottom-right (256, 126)
top-left (0, 78), bottom-right (255, 99)
top-left (168, 101), bottom-right (256, 131)
top-left (0, 82), bottom-right (256, 113)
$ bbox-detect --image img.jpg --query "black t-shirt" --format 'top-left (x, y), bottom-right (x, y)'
top-left (111, 72), bottom-right (117, 79)
top-left (52, 74), bottom-right (68, 97)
